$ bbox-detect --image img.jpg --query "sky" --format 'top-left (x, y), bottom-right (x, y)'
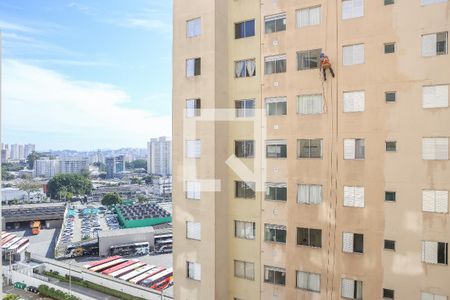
top-left (0, 0), bottom-right (172, 151)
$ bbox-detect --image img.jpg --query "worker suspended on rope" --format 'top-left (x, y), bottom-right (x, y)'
top-left (320, 53), bottom-right (335, 81)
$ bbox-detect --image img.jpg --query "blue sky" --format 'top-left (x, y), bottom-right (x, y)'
top-left (1, 0), bottom-right (172, 151)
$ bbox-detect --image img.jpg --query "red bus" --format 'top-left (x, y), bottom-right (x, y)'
top-left (109, 262), bottom-right (145, 278)
top-left (129, 267), bottom-right (164, 284)
top-left (101, 259), bottom-right (138, 275)
top-left (89, 258), bottom-right (127, 273)
top-left (141, 268), bottom-right (173, 288)
top-left (84, 256), bottom-right (122, 269)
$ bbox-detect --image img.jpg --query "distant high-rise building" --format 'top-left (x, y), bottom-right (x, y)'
top-left (147, 136), bottom-right (172, 176)
top-left (24, 144), bottom-right (36, 158)
top-left (59, 158), bottom-right (89, 174)
top-left (1, 149), bottom-right (9, 163)
top-left (34, 158), bottom-right (60, 178)
top-left (18, 145), bottom-right (25, 160)
top-left (105, 155), bottom-right (126, 179)
top-left (9, 144), bottom-right (19, 160)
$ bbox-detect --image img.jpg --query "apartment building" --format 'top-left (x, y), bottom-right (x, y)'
top-left (173, 0), bottom-right (450, 299)
top-left (147, 136), bottom-right (172, 176)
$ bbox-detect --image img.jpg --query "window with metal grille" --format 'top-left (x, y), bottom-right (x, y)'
top-left (384, 239), bottom-right (396, 250)
top-left (385, 91), bottom-right (396, 102)
top-left (385, 141), bottom-right (397, 152)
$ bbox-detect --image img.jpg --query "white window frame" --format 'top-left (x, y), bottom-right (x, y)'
top-left (186, 221), bottom-right (201, 240)
top-left (185, 140), bottom-right (201, 158)
top-left (296, 270), bottom-right (321, 292)
top-left (422, 137), bottom-right (449, 160)
top-left (422, 32), bottom-right (448, 57)
top-left (297, 94), bottom-right (323, 114)
top-left (343, 44), bottom-right (365, 66)
top-left (421, 0), bottom-right (448, 5)
top-left (422, 190), bottom-right (449, 213)
top-left (297, 184), bottom-right (323, 204)
top-left (422, 85), bottom-right (449, 108)
top-left (187, 261), bottom-right (201, 281)
top-left (186, 17), bottom-right (201, 38)
top-left (421, 292), bottom-right (448, 300)
top-left (186, 181), bottom-right (201, 200)
top-left (235, 220), bottom-right (256, 240)
top-left (343, 186), bottom-right (365, 207)
top-left (341, 278), bottom-right (363, 299)
top-left (343, 91), bottom-right (365, 112)
top-left (342, 0), bottom-right (364, 20)
top-left (343, 138), bottom-right (365, 160)
top-left (234, 260), bottom-right (255, 281)
top-left (421, 240), bottom-right (448, 265)
top-left (296, 6), bottom-right (321, 28)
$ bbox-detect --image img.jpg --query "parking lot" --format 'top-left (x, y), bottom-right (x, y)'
top-left (59, 204), bottom-right (120, 246)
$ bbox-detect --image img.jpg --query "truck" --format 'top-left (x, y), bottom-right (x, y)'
top-left (31, 221), bottom-right (41, 235)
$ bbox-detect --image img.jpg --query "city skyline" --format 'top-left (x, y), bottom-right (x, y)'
top-left (0, 0), bottom-right (172, 150)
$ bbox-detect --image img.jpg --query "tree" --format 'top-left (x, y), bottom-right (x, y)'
top-left (93, 162), bottom-right (106, 172)
top-left (80, 168), bottom-right (90, 178)
top-left (130, 177), bottom-right (142, 185)
top-left (142, 175), bottom-right (153, 185)
top-left (47, 174), bottom-right (93, 200)
top-left (101, 192), bottom-right (122, 206)
top-left (17, 180), bottom-right (42, 202)
top-left (125, 159), bottom-right (147, 171)
top-left (26, 151), bottom-right (43, 170)
top-left (3, 294), bottom-right (20, 300)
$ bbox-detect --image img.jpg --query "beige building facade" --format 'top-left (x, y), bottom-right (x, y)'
top-left (173, 0), bottom-right (450, 299)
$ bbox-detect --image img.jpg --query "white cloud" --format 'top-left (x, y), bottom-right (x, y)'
top-left (2, 60), bottom-right (171, 150)
top-left (0, 20), bottom-right (36, 33)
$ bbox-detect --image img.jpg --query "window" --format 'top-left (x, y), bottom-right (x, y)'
top-left (296, 6), bottom-right (321, 28)
top-left (297, 184), bottom-right (323, 205)
top-left (422, 85), bottom-right (449, 108)
top-left (187, 261), bottom-right (201, 281)
top-left (265, 13), bottom-right (286, 33)
top-left (341, 278), bottom-right (363, 300)
top-left (422, 32), bottom-right (448, 56)
top-left (266, 140), bottom-right (287, 158)
top-left (186, 140), bottom-right (201, 158)
top-left (385, 191), bottom-right (396, 202)
top-left (383, 289), bottom-right (395, 299)
top-left (422, 190), bottom-right (449, 213)
top-left (297, 94), bottom-right (323, 114)
top-left (385, 91), bottom-right (396, 102)
top-left (344, 138), bottom-right (365, 160)
top-left (265, 55), bottom-right (287, 74)
top-left (385, 141), bottom-right (397, 152)
top-left (297, 227), bottom-right (322, 247)
top-left (384, 42), bottom-right (395, 53)
top-left (235, 59), bottom-right (256, 78)
top-left (186, 58), bottom-right (201, 77)
top-left (342, 0), bottom-right (364, 20)
top-left (384, 240), bottom-right (396, 250)
top-left (297, 49), bottom-right (321, 70)
top-left (186, 18), bottom-right (201, 37)
top-left (186, 99), bottom-right (201, 117)
top-left (343, 44), bottom-right (365, 65)
top-left (235, 140), bottom-right (254, 158)
top-left (343, 232), bottom-right (364, 253)
top-left (266, 183), bottom-right (287, 201)
top-left (421, 292), bottom-right (448, 300)
top-left (186, 181), bottom-right (200, 200)
top-left (384, 0), bottom-right (394, 5)
top-left (421, 0), bottom-right (448, 5)
top-left (235, 181), bottom-right (255, 199)
top-left (186, 221), bottom-right (201, 240)
top-left (265, 97), bottom-right (287, 116)
top-left (422, 137), bottom-right (449, 160)
top-left (343, 91), bottom-right (365, 112)
top-left (264, 224), bottom-right (287, 243)
top-left (235, 99), bottom-right (255, 117)
top-left (343, 186), bottom-right (365, 207)
top-left (298, 139), bottom-right (323, 158)
top-left (235, 220), bottom-right (256, 240)
top-left (234, 260), bottom-right (255, 280)
top-left (264, 266), bottom-right (286, 285)
top-left (422, 241), bottom-right (448, 265)
top-left (235, 20), bottom-right (255, 39)
top-left (296, 271), bottom-right (321, 292)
